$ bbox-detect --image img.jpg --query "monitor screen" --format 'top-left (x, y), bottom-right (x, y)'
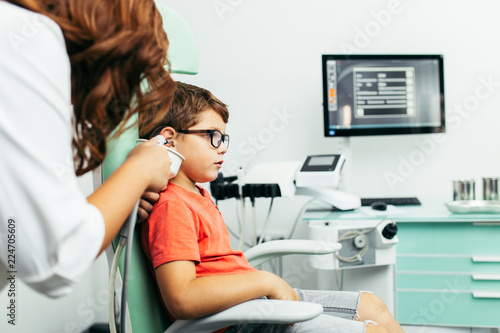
top-left (322, 54), bottom-right (445, 137)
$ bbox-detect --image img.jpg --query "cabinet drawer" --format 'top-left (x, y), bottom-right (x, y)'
top-left (397, 273), bottom-right (500, 291)
top-left (397, 223), bottom-right (500, 255)
top-left (397, 290), bottom-right (500, 327)
top-left (396, 255), bottom-right (500, 273)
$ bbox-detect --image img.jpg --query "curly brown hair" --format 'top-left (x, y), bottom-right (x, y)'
top-left (7, 0), bottom-right (176, 175)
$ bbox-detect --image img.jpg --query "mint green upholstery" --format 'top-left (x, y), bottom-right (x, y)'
top-left (101, 3), bottom-right (198, 332)
top-left (162, 4), bottom-right (199, 75)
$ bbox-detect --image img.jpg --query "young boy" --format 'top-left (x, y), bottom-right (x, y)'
top-left (141, 82), bottom-right (404, 333)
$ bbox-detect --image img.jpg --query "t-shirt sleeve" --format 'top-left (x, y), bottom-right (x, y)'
top-left (147, 197), bottom-right (202, 270)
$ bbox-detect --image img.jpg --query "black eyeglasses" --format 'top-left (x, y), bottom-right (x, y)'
top-left (176, 129), bottom-right (230, 149)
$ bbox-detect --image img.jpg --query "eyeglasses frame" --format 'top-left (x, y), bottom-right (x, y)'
top-left (176, 129), bottom-right (230, 149)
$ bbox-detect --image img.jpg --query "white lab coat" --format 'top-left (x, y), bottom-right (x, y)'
top-left (0, 3), bottom-right (105, 298)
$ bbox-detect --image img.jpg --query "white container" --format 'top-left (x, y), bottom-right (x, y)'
top-left (136, 138), bottom-right (185, 178)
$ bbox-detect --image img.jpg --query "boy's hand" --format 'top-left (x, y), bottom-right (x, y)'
top-left (264, 272), bottom-right (300, 302)
top-left (137, 191), bottom-right (160, 223)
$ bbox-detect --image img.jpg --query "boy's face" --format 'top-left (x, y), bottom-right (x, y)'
top-left (172, 109), bottom-right (228, 188)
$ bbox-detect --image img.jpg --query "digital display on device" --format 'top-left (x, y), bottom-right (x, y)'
top-left (300, 154), bottom-right (342, 172)
top-left (322, 54), bottom-right (445, 137)
top-left (308, 156), bottom-right (336, 166)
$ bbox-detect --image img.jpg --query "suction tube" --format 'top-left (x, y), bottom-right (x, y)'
top-left (108, 240), bottom-right (125, 333)
top-left (108, 201), bottom-right (140, 333)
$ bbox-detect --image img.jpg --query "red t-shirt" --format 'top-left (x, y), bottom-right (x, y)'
top-left (141, 183), bottom-right (257, 332)
top-left (142, 182), bottom-right (256, 276)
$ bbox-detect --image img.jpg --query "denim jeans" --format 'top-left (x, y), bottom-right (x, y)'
top-left (224, 289), bottom-right (376, 333)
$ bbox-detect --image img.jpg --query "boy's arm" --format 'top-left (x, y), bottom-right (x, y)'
top-left (155, 260), bottom-right (300, 320)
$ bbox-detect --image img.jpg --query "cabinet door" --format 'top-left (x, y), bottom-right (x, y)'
top-left (397, 222), bottom-right (500, 255)
top-left (397, 291), bottom-right (500, 327)
top-left (396, 222), bottom-right (500, 327)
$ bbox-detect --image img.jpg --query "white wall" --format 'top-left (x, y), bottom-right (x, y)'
top-left (164, 0), bottom-right (500, 294)
top-left (165, 0), bottom-right (500, 198)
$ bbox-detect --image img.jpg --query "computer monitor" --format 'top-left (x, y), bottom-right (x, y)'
top-left (322, 54), bottom-right (445, 137)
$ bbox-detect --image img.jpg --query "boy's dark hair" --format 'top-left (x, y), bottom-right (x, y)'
top-left (142, 82), bottom-right (229, 138)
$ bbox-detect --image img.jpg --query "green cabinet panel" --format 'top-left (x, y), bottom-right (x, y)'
top-left (397, 223), bottom-right (500, 255)
top-left (396, 256), bottom-right (500, 273)
top-left (397, 291), bottom-right (500, 327)
top-left (396, 222), bottom-right (500, 327)
top-left (397, 273), bottom-right (500, 291)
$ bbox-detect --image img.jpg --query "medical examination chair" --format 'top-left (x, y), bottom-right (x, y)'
top-left (100, 3), bottom-right (341, 332)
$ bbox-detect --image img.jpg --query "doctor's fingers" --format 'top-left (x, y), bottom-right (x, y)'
top-left (141, 191), bottom-right (160, 205)
top-left (137, 205), bottom-right (149, 224)
top-left (137, 192), bottom-right (160, 223)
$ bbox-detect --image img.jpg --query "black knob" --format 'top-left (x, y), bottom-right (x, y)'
top-left (382, 223), bottom-right (398, 239)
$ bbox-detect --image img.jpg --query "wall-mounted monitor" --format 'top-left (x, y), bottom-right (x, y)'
top-left (322, 54), bottom-right (445, 137)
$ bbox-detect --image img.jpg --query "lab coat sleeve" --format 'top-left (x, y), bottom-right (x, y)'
top-left (0, 4), bottom-right (105, 298)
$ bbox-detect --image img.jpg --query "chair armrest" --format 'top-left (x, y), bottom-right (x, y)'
top-left (165, 299), bottom-right (323, 333)
top-left (244, 239), bottom-right (342, 266)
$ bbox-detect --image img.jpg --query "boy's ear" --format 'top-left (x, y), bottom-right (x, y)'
top-left (159, 127), bottom-right (177, 147)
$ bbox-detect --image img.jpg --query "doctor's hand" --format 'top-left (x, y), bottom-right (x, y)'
top-left (126, 136), bottom-right (172, 192)
top-left (137, 191), bottom-right (160, 223)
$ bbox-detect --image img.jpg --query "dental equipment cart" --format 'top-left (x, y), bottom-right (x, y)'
top-left (303, 197), bottom-right (500, 330)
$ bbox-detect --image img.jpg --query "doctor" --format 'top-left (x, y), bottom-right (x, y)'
top-left (0, 0), bottom-right (175, 297)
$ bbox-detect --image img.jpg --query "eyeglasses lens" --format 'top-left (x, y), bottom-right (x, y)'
top-left (209, 130), bottom-right (218, 148)
top-left (211, 130), bottom-right (229, 149)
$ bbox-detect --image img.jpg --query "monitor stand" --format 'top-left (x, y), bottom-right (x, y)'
top-left (337, 137), bottom-right (353, 194)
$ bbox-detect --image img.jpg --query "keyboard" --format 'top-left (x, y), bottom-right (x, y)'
top-left (361, 197), bottom-right (421, 206)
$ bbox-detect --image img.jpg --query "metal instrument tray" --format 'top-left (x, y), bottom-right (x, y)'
top-left (445, 200), bottom-right (500, 214)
